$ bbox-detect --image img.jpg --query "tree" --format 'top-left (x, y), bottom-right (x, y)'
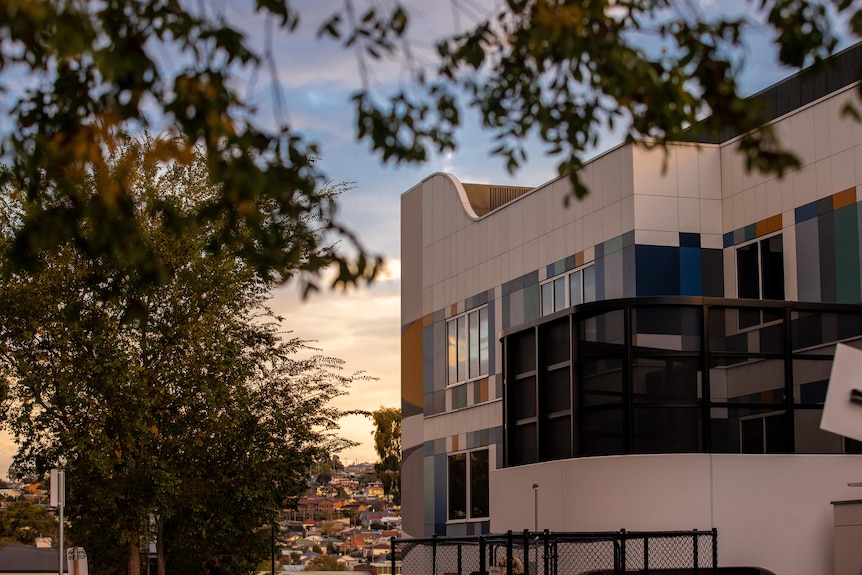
top-left (0, 501), bottom-right (58, 544)
top-left (0, 136), bottom-right (360, 575)
top-left (306, 554), bottom-right (344, 571)
top-left (370, 407), bottom-right (401, 506)
top-left (1, 1), bottom-right (861, 288)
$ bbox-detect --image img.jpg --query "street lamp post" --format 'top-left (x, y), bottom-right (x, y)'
top-left (532, 484), bottom-right (539, 532)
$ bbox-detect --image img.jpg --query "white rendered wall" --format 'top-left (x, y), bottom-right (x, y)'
top-left (490, 453), bottom-right (862, 575)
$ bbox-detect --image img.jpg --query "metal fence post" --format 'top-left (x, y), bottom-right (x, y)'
top-left (432, 533), bottom-right (438, 575)
top-left (457, 540), bottom-right (463, 575)
top-left (390, 537), bottom-right (396, 575)
top-left (693, 529), bottom-right (699, 575)
top-left (543, 529), bottom-right (550, 575)
top-left (506, 530), bottom-right (514, 575)
top-left (619, 529), bottom-right (626, 575)
top-left (480, 536), bottom-right (487, 575)
top-left (712, 528), bottom-right (718, 575)
top-left (644, 535), bottom-right (649, 575)
top-left (523, 529), bottom-right (530, 575)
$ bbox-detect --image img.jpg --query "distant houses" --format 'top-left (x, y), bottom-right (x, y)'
top-left (277, 462), bottom-right (401, 571)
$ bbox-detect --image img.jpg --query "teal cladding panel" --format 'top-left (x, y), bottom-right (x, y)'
top-left (835, 205), bottom-right (862, 303)
top-left (680, 248), bottom-right (702, 296)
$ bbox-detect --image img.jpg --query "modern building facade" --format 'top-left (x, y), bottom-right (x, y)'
top-left (401, 44), bottom-right (862, 574)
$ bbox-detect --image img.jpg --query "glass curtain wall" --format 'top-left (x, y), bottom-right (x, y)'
top-left (504, 298), bottom-right (862, 466)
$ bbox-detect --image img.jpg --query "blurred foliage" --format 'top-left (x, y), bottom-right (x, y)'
top-left (0, 137), bottom-right (364, 575)
top-left (1, 1), bottom-right (860, 290)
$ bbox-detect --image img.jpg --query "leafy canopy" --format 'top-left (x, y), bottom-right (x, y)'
top-left (0, 136), bottom-right (362, 575)
top-left (1, 0), bottom-right (861, 285)
top-left (370, 406), bottom-right (401, 504)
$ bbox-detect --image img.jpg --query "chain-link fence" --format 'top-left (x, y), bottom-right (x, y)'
top-left (392, 529), bottom-right (718, 575)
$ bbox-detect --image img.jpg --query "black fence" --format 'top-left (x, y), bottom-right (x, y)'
top-left (392, 529), bottom-right (718, 575)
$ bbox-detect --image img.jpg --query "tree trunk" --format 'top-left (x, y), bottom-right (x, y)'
top-left (128, 532), bottom-right (141, 575)
top-left (156, 518), bottom-right (166, 575)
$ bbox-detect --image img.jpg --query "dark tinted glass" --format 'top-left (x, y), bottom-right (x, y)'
top-left (540, 415), bottom-right (572, 461)
top-left (737, 242), bottom-right (760, 299)
top-left (470, 450), bottom-right (489, 518)
top-left (448, 454), bottom-right (466, 520)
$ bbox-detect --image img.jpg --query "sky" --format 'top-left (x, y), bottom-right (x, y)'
top-left (0, 0), bottom-right (853, 473)
top-left (248, 0), bottom-right (803, 465)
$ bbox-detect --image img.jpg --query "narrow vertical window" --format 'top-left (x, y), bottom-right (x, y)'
top-left (554, 276), bottom-right (566, 312)
top-left (470, 450), bottom-right (490, 518)
top-left (584, 266), bottom-right (597, 303)
top-left (737, 234), bottom-right (784, 300)
top-left (541, 282), bottom-right (554, 316)
top-left (760, 235), bottom-right (785, 300)
top-left (469, 310), bottom-right (480, 378)
top-left (479, 307), bottom-right (489, 376)
top-left (447, 306), bottom-right (490, 385)
top-left (448, 320), bottom-right (457, 384)
top-left (737, 242), bottom-right (760, 299)
top-left (457, 315), bottom-right (467, 382)
top-left (448, 453), bottom-right (467, 520)
top-left (570, 269), bottom-right (583, 305)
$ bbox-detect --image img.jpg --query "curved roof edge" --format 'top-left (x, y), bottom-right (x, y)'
top-left (407, 172), bottom-right (535, 220)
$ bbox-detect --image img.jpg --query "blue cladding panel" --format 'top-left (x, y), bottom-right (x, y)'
top-left (635, 245), bottom-right (681, 296)
top-left (796, 201), bottom-right (818, 223)
top-left (595, 255), bottom-right (606, 300)
top-left (680, 247), bottom-right (702, 295)
top-left (723, 232), bottom-right (734, 248)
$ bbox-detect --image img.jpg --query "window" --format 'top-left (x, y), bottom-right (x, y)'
top-left (737, 234), bottom-right (784, 328)
top-left (541, 265), bottom-right (596, 317)
top-left (447, 449), bottom-right (490, 521)
top-left (447, 307), bottom-right (489, 384)
top-left (737, 234), bottom-right (784, 300)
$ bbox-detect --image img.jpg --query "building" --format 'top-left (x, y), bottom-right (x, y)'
top-left (400, 43), bottom-right (862, 574)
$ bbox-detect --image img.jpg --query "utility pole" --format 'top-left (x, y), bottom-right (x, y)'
top-left (50, 470), bottom-right (65, 575)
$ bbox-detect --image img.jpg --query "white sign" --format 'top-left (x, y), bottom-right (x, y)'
top-left (822, 343), bottom-right (862, 443)
top-left (49, 469), bottom-right (64, 507)
top-left (65, 547), bottom-right (88, 575)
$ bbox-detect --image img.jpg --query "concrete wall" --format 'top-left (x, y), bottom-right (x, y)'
top-left (491, 453), bottom-right (862, 575)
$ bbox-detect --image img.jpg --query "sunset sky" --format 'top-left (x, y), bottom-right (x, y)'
top-left (252, 0), bottom-right (805, 464)
top-left (0, 0), bottom-right (841, 472)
